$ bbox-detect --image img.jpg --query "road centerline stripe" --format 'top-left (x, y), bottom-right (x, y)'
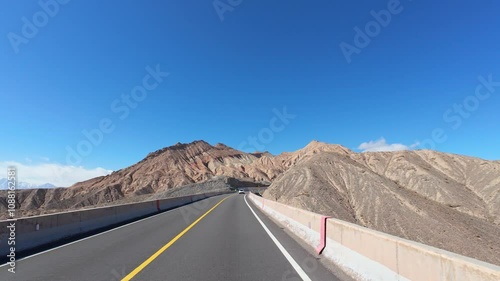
top-left (244, 194), bottom-right (312, 281)
top-left (121, 194), bottom-right (233, 281)
top-left (0, 195), bottom-right (228, 268)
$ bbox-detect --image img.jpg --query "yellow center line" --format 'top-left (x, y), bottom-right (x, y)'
top-left (121, 194), bottom-right (234, 281)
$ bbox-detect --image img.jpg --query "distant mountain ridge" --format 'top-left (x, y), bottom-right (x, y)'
top-left (0, 178), bottom-right (56, 190)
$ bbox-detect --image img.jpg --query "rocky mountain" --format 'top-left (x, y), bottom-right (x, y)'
top-left (0, 140), bottom-right (351, 218)
top-left (69, 141), bottom-right (275, 195)
top-left (0, 141), bottom-right (269, 217)
top-left (263, 148), bottom-right (500, 266)
top-left (1, 140), bottom-right (498, 265)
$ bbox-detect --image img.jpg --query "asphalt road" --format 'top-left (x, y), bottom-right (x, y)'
top-left (0, 194), bottom-right (342, 281)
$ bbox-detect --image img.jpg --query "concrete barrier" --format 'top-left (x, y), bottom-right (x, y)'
top-left (0, 191), bottom-right (232, 257)
top-left (157, 195), bottom-right (193, 211)
top-left (248, 193), bottom-right (500, 281)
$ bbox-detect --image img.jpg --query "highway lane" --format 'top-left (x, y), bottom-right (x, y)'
top-left (0, 193), bottom-right (342, 281)
top-left (0, 194), bottom-right (231, 281)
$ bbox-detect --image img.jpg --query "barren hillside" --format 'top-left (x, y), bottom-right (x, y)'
top-left (0, 141), bottom-right (275, 217)
top-left (264, 149), bottom-right (500, 266)
top-left (0, 140), bottom-right (350, 218)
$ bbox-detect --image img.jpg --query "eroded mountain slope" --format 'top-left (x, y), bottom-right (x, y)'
top-left (264, 151), bottom-right (500, 265)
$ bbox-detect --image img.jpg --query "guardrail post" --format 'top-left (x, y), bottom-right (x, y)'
top-left (315, 216), bottom-right (331, 255)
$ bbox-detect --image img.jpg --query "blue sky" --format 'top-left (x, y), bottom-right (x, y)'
top-left (1, 0), bottom-right (499, 186)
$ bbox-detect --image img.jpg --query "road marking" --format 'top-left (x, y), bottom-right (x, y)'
top-left (0, 195), bottom-right (228, 268)
top-left (121, 195), bottom-right (233, 281)
top-left (244, 194), bottom-right (312, 281)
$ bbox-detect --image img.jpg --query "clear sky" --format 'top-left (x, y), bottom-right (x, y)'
top-left (1, 0), bottom-right (499, 186)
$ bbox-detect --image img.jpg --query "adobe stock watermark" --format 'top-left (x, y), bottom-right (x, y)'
top-left (108, 265), bottom-right (128, 281)
top-left (416, 74), bottom-right (499, 149)
top-left (213, 0), bottom-right (242, 22)
top-left (7, 0), bottom-right (70, 54)
top-left (238, 107), bottom-right (296, 152)
top-left (282, 256), bottom-right (319, 281)
top-left (65, 65), bottom-right (169, 165)
top-left (180, 199), bottom-right (210, 225)
top-left (6, 167), bottom-right (17, 274)
top-left (339, 0), bottom-right (413, 64)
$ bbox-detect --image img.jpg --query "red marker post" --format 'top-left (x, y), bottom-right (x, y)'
top-left (315, 216), bottom-right (331, 255)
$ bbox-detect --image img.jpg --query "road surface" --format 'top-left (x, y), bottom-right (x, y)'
top-left (0, 194), bottom-right (342, 281)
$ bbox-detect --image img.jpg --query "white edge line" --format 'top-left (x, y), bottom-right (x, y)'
top-left (244, 194), bottom-right (312, 281)
top-left (0, 195), bottom-right (225, 267)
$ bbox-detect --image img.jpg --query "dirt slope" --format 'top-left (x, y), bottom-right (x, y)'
top-left (264, 149), bottom-right (500, 265)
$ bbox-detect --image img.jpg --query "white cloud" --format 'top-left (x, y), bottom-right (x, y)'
top-left (358, 137), bottom-right (419, 152)
top-left (0, 161), bottom-right (112, 187)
